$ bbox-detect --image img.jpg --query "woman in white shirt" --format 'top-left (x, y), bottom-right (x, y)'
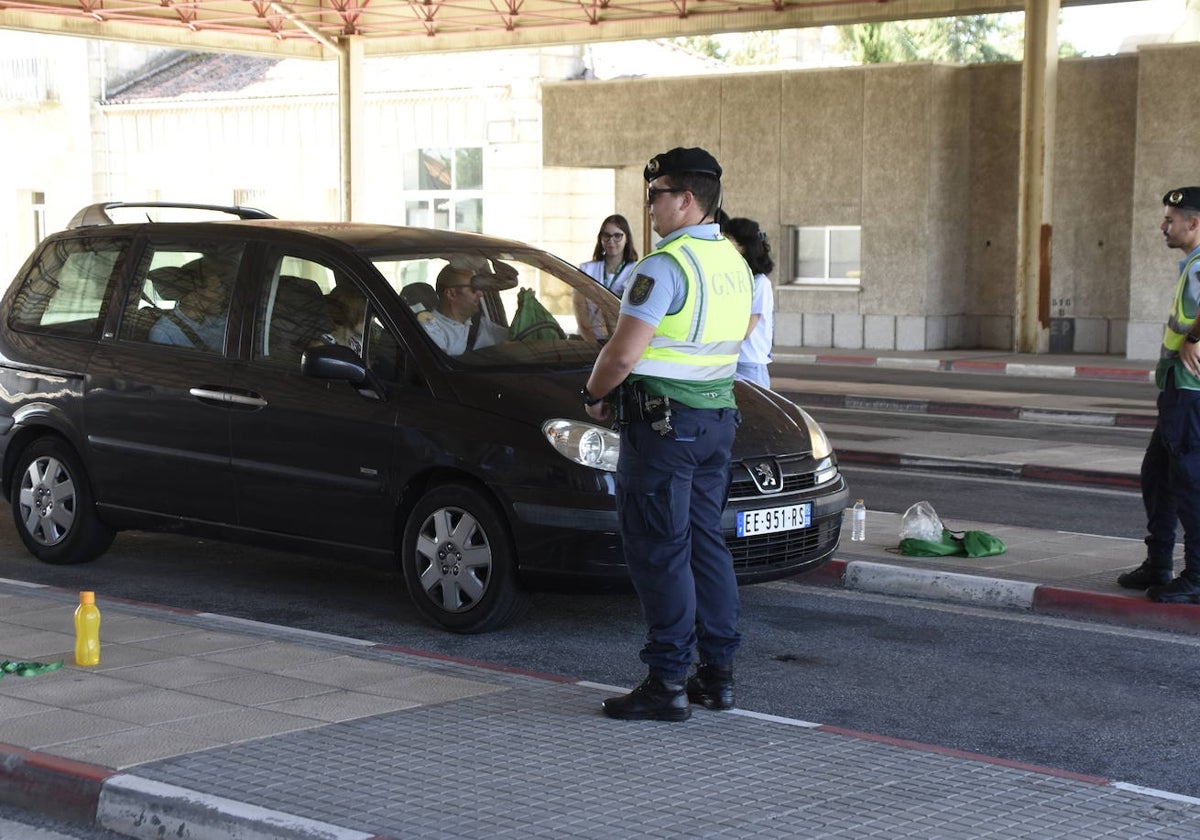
top-left (574, 214), bottom-right (638, 341)
top-left (720, 216), bottom-right (775, 389)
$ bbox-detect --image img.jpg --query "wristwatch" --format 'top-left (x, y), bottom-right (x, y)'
top-left (581, 386), bottom-right (604, 407)
top-left (1188, 333), bottom-right (1200, 344)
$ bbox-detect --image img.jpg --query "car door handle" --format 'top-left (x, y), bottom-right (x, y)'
top-left (189, 387), bottom-right (268, 408)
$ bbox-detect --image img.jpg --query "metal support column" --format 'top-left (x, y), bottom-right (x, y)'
top-left (1014, 0), bottom-right (1060, 352)
top-left (338, 36), bottom-right (365, 222)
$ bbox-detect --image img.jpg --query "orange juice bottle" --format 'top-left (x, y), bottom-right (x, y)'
top-left (74, 591), bottom-right (100, 666)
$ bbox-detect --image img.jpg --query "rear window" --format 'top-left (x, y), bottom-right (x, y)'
top-left (9, 237), bottom-right (127, 339)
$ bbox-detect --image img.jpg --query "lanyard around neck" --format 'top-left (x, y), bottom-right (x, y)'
top-left (603, 261), bottom-right (625, 289)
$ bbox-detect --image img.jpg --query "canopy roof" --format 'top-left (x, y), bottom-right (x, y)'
top-left (0, 0), bottom-right (1086, 59)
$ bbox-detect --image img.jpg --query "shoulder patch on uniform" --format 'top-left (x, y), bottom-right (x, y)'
top-left (629, 274), bottom-right (655, 305)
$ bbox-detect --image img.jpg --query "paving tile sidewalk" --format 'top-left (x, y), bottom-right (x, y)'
top-left (3, 580), bottom-right (1200, 840)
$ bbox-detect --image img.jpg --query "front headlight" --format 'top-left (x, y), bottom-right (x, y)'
top-left (542, 419), bottom-right (620, 473)
top-left (798, 408), bottom-right (833, 460)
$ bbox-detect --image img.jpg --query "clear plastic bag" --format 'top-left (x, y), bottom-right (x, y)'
top-left (899, 500), bottom-right (944, 543)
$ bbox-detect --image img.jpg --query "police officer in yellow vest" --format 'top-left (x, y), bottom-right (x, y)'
top-left (583, 147), bottom-right (753, 721)
top-left (1118, 187), bottom-right (1200, 603)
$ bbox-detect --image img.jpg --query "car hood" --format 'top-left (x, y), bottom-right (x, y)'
top-left (446, 372), bottom-right (816, 459)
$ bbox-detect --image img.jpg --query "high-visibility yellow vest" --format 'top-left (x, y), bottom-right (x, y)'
top-left (630, 234), bottom-right (752, 397)
top-left (1156, 250), bottom-right (1200, 390)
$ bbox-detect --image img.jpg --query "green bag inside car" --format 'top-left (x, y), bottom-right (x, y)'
top-left (509, 287), bottom-right (561, 341)
top-left (899, 528), bottom-right (1006, 558)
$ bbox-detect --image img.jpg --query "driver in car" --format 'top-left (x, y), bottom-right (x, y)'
top-left (423, 263), bottom-right (511, 356)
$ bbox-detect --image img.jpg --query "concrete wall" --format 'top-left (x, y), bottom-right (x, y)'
top-left (1128, 44), bottom-right (1200, 359)
top-left (544, 48), bottom-right (1197, 357)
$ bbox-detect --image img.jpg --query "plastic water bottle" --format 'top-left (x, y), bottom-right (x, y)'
top-left (74, 591), bottom-right (100, 667)
top-left (851, 499), bottom-right (866, 542)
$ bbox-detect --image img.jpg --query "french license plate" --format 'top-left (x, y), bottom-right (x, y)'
top-left (737, 503), bottom-right (812, 537)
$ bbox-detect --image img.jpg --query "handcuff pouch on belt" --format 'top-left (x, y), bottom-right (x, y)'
top-left (617, 381), bottom-right (673, 436)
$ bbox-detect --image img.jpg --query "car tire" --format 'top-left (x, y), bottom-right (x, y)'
top-left (401, 482), bottom-right (528, 633)
top-left (11, 437), bottom-right (114, 565)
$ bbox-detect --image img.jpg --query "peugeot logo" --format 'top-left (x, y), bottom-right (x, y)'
top-left (749, 460), bottom-right (782, 494)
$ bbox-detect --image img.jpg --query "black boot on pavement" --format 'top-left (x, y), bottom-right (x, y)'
top-left (1117, 563), bottom-right (1173, 590)
top-left (686, 664), bottom-right (735, 710)
top-left (602, 676), bottom-right (691, 721)
top-left (1147, 571), bottom-right (1200, 604)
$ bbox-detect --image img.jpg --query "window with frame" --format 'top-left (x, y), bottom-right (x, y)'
top-left (9, 237), bottom-right (126, 339)
top-left (794, 226), bottom-right (862, 286)
top-left (403, 147), bottom-right (483, 233)
top-left (254, 255), bottom-right (341, 369)
top-left (118, 242), bottom-right (243, 353)
top-left (252, 254), bottom-right (401, 381)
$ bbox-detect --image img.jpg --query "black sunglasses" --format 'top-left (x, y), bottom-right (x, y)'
top-left (645, 187), bottom-right (687, 204)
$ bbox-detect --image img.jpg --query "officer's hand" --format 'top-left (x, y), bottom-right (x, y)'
top-left (1183, 341), bottom-right (1200, 377)
top-left (585, 401), bottom-right (610, 423)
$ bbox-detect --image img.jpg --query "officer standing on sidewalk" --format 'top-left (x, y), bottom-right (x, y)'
top-left (1118, 187), bottom-right (1200, 603)
top-left (583, 147), bottom-right (753, 721)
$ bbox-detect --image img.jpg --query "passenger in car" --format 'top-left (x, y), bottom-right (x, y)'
top-left (422, 264), bottom-right (509, 356)
top-left (148, 258), bottom-right (230, 351)
top-left (321, 283), bottom-right (367, 355)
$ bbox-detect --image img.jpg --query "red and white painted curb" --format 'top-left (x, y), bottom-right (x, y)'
top-left (806, 558), bottom-right (1200, 635)
top-left (778, 352), bottom-right (1156, 384)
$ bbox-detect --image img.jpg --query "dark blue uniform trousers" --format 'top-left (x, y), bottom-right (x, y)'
top-left (1142, 372), bottom-right (1200, 578)
top-left (616, 404), bottom-right (741, 681)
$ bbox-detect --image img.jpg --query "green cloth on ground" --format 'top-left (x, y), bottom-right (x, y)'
top-left (899, 528), bottom-right (1007, 559)
top-left (0, 659), bottom-right (63, 678)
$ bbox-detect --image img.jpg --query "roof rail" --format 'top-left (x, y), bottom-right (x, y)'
top-left (67, 202), bottom-right (276, 228)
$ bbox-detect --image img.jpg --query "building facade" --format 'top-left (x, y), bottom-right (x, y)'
top-left (4, 30), bottom-right (1199, 359)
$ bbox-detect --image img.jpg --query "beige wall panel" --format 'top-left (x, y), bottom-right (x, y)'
top-left (1130, 44), bottom-right (1200, 326)
top-left (861, 64), bottom-right (930, 315)
top-left (542, 76), bottom-right (723, 170)
top-left (616, 166), bottom-right (651, 257)
top-left (926, 63), bottom-right (972, 318)
top-left (719, 73), bottom-right (781, 241)
top-left (779, 69), bottom-right (863, 224)
top-left (966, 63), bottom-right (1021, 321)
top-left (1050, 56), bottom-right (1136, 321)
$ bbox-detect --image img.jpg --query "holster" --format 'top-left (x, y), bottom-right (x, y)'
top-left (617, 381), bottom-right (673, 435)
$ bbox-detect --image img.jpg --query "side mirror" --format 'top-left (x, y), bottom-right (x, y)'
top-left (302, 344), bottom-right (366, 382)
top-left (301, 344), bottom-right (385, 398)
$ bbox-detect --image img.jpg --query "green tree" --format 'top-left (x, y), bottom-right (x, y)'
top-left (668, 32), bottom-right (781, 66)
top-left (724, 31), bottom-right (782, 66)
top-left (668, 35), bottom-right (728, 61)
top-left (838, 14), bottom-right (1024, 64)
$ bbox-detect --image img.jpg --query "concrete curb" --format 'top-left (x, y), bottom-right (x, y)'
top-left (98, 775), bottom-right (386, 840)
top-left (811, 558), bottom-right (1200, 634)
top-left (834, 449), bottom-right (1140, 490)
top-left (0, 747), bottom-right (396, 840)
top-left (787, 390), bottom-right (1156, 430)
top-left (774, 352), bottom-right (1156, 384)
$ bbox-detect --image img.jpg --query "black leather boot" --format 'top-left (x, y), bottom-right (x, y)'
top-left (1148, 571), bottom-right (1200, 604)
top-left (686, 664), bottom-right (735, 710)
top-left (1117, 562), bottom-right (1173, 589)
top-left (602, 676), bottom-right (691, 721)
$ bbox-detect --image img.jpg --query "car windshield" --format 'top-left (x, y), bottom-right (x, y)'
top-left (367, 247), bottom-right (621, 369)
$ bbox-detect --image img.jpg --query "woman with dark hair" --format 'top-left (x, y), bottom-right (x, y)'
top-left (581, 214), bottom-right (638, 296)
top-left (575, 214), bottom-right (639, 341)
top-left (721, 216), bottom-right (775, 388)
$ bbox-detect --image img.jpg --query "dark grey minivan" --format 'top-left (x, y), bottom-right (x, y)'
top-left (0, 202), bottom-right (848, 632)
